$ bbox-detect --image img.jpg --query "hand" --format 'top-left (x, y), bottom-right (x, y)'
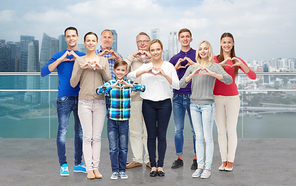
top-left (108, 50), bottom-right (122, 60)
top-left (58, 51), bottom-right (75, 62)
top-left (175, 58), bottom-right (187, 70)
top-left (183, 57), bottom-right (195, 66)
top-left (97, 49), bottom-right (109, 57)
top-left (133, 50), bottom-right (151, 61)
top-left (219, 57), bottom-right (232, 67)
top-left (231, 57), bottom-right (243, 67)
top-left (93, 61), bottom-right (103, 70)
top-left (151, 67), bottom-right (162, 76)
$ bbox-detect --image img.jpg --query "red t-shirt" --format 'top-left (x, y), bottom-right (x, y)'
top-left (213, 56), bottom-right (256, 96)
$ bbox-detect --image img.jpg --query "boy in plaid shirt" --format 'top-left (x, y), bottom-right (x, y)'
top-left (96, 60), bottom-right (145, 180)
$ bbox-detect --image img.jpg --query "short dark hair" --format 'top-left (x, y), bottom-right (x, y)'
top-left (84, 32), bottom-right (98, 42)
top-left (114, 60), bottom-right (128, 70)
top-left (101, 29), bottom-right (114, 36)
top-left (64, 27), bottom-right (78, 36)
top-left (178, 28), bottom-right (192, 38)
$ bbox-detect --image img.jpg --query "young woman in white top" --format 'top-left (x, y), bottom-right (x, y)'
top-left (127, 39), bottom-right (179, 177)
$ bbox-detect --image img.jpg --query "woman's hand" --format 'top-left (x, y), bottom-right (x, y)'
top-left (219, 57), bottom-right (232, 67)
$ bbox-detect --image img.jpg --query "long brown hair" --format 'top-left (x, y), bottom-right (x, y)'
top-left (217, 32), bottom-right (238, 77)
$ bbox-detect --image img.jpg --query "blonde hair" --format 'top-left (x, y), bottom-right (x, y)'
top-left (194, 41), bottom-right (214, 68)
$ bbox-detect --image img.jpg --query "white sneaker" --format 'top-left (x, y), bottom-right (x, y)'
top-left (201, 169), bottom-right (211, 179)
top-left (192, 169), bottom-right (203, 178)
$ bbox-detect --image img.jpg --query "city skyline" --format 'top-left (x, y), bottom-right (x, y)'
top-left (0, 0), bottom-right (295, 61)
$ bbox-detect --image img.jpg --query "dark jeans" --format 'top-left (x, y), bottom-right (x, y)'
top-left (142, 99), bottom-right (172, 168)
top-left (107, 119), bottom-right (129, 172)
top-left (56, 96), bottom-right (83, 166)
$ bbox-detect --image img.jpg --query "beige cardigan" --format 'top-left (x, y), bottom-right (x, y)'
top-left (70, 56), bottom-right (111, 100)
top-left (125, 55), bottom-right (152, 101)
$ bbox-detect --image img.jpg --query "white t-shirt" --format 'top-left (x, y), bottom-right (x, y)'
top-left (127, 61), bottom-right (180, 101)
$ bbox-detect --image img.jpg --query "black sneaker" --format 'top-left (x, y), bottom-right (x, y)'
top-left (171, 158), bottom-right (183, 169)
top-left (191, 159), bottom-right (198, 170)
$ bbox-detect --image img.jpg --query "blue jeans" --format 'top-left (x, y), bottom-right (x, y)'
top-left (56, 96), bottom-right (83, 166)
top-left (142, 99), bottom-right (172, 168)
top-left (172, 93), bottom-right (196, 156)
top-left (190, 102), bottom-right (215, 170)
top-left (107, 119), bottom-right (129, 172)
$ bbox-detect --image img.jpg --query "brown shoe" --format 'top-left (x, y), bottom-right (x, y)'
top-left (87, 170), bottom-right (95, 180)
top-left (126, 161), bottom-right (143, 169)
top-left (146, 162), bottom-right (151, 169)
top-left (93, 170), bottom-right (102, 179)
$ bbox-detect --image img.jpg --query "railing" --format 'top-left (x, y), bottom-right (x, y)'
top-left (0, 72), bottom-right (295, 138)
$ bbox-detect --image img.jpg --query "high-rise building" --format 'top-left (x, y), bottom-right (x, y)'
top-left (26, 40), bottom-right (40, 103)
top-left (40, 33), bottom-right (59, 103)
top-left (110, 30), bottom-right (118, 52)
top-left (19, 35), bottom-right (34, 72)
top-left (168, 32), bottom-right (178, 60)
top-left (58, 35), bottom-right (67, 51)
top-left (151, 28), bottom-right (160, 40)
top-left (27, 40), bottom-right (39, 72)
top-left (263, 63), bottom-right (270, 84)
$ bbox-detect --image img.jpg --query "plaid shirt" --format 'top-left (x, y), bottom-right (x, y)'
top-left (96, 78), bottom-right (145, 120)
top-left (95, 46), bottom-right (123, 79)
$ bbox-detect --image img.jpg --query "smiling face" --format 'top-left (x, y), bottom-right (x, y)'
top-left (65, 30), bottom-right (79, 48)
top-left (220, 36), bottom-right (234, 53)
top-left (149, 42), bottom-right (163, 60)
top-left (100, 30), bottom-right (114, 50)
top-left (198, 42), bottom-right (209, 60)
top-left (136, 34), bottom-right (150, 51)
top-left (113, 65), bottom-right (128, 80)
top-left (178, 31), bottom-right (192, 47)
top-left (84, 34), bottom-right (98, 52)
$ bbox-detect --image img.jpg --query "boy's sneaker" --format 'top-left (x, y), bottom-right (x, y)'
top-left (110, 172), bottom-right (119, 180)
top-left (74, 162), bottom-right (86, 173)
top-left (171, 158), bottom-right (183, 169)
top-left (192, 168), bottom-right (203, 178)
top-left (60, 164), bottom-right (69, 177)
top-left (119, 172), bottom-right (128, 179)
top-left (201, 169), bottom-right (211, 179)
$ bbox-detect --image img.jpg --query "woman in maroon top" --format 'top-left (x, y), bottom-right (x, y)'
top-left (213, 33), bottom-right (256, 171)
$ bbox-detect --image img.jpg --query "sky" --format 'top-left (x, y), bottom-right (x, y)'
top-left (1, 0), bottom-right (296, 61)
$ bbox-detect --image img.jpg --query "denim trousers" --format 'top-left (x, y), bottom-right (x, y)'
top-left (142, 99), bottom-right (172, 168)
top-left (56, 96), bottom-right (83, 166)
top-left (172, 93), bottom-right (196, 156)
top-left (78, 100), bottom-right (106, 171)
top-left (107, 119), bottom-right (129, 173)
top-left (190, 102), bottom-right (215, 170)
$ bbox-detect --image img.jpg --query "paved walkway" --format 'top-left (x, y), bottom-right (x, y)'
top-left (0, 138), bottom-right (295, 186)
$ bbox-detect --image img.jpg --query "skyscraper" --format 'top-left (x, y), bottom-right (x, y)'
top-left (40, 33), bottom-right (59, 103)
top-left (151, 28), bottom-right (160, 40)
top-left (110, 30), bottom-right (118, 52)
top-left (263, 63), bottom-right (270, 84)
top-left (26, 40), bottom-right (40, 103)
top-left (168, 31), bottom-right (178, 60)
top-left (58, 35), bottom-right (67, 51)
top-left (19, 35), bottom-right (34, 72)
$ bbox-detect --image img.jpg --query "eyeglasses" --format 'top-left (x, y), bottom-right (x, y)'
top-left (137, 40), bottom-right (150, 44)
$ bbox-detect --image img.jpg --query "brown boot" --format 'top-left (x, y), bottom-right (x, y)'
top-left (87, 170), bottom-right (95, 180)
